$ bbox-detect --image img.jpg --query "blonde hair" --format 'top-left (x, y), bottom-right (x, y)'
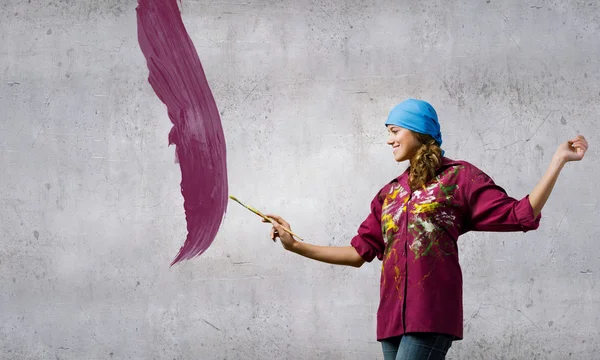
top-left (408, 132), bottom-right (443, 190)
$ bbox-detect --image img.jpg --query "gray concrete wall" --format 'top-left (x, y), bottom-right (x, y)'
top-left (1, 0), bottom-right (599, 359)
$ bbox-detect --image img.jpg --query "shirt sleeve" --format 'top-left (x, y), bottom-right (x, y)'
top-left (465, 166), bottom-right (541, 232)
top-left (350, 192), bottom-right (385, 262)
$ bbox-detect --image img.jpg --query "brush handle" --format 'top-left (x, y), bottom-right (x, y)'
top-left (229, 195), bottom-right (304, 241)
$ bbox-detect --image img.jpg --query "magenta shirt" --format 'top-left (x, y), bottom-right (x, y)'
top-left (351, 157), bottom-right (541, 341)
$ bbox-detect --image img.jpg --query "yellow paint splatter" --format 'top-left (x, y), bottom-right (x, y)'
top-left (412, 202), bottom-right (442, 214)
top-left (385, 248), bottom-right (397, 262)
top-left (394, 266), bottom-right (401, 291)
top-left (381, 213), bottom-right (399, 233)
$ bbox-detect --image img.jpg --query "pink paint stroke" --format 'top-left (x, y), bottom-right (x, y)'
top-left (136, 0), bottom-right (228, 265)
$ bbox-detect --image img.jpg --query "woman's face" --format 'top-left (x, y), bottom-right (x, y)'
top-left (386, 125), bottom-right (422, 162)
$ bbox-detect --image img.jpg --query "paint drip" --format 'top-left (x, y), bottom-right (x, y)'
top-left (136, 0), bottom-right (228, 265)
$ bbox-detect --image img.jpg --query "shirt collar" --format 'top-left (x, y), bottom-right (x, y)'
top-left (390, 157), bottom-right (462, 190)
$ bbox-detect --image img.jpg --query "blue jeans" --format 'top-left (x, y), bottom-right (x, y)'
top-left (381, 333), bottom-right (453, 360)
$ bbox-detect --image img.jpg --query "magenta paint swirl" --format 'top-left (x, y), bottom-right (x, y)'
top-left (136, 0), bottom-right (228, 265)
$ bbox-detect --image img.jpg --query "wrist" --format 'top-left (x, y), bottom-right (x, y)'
top-left (287, 239), bottom-right (302, 253)
top-left (550, 154), bottom-right (566, 169)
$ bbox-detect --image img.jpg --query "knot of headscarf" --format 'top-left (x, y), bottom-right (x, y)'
top-left (385, 98), bottom-right (444, 154)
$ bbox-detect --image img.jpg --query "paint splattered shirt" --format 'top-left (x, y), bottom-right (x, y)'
top-left (350, 157), bottom-right (541, 341)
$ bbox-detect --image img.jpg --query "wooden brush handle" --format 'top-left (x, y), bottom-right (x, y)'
top-left (229, 195), bottom-right (304, 241)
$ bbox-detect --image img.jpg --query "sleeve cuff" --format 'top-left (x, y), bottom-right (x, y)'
top-left (514, 195), bottom-right (542, 232)
top-left (350, 235), bottom-right (381, 262)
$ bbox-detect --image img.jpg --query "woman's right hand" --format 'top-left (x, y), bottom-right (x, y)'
top-left (262, 214), bottom-right (365, 267)
top-left (262, 214), bottom-right (298, 251)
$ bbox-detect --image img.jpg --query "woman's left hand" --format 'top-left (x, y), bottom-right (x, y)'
top-left (554, 135), bottom-right (588, 164)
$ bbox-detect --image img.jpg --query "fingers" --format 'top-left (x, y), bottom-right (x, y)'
top-left (261, 213), bottom-right (294, 244)
top-left (264, 213), bottom-right (291, 228)
top-left (262, 213), bottom-right (281, 224)
top-left (570, 135), bottom-right (588, 147)
top-left (567, 140), bottom-right (587, 160)
top-left (573, 143), bottom-right (587, 153)
top-left (264, 213), bottom-right (283, 222)
top-left (262, 213), bottom-right (287, 243)
top-left (567, 135), bottom-right (588, 160)
top-left (572, 139), bottom-right (588, 152)
top-left (270, 220), bottom-right (284, 233)
top-left (576, 144), bottom-right (587, 157)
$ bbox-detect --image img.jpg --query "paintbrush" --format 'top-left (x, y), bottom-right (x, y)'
top-left (228, 195), bottom-right (304, 241)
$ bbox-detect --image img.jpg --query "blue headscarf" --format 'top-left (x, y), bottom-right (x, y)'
top-left (385, 98), bottom-right (444, 154)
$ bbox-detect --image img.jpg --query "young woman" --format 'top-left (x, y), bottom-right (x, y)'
top-left (264, 98), bottom-right (588, 360)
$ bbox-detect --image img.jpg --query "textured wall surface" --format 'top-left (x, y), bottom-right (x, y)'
top-left (1, 0), bottom-right (599, 359)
